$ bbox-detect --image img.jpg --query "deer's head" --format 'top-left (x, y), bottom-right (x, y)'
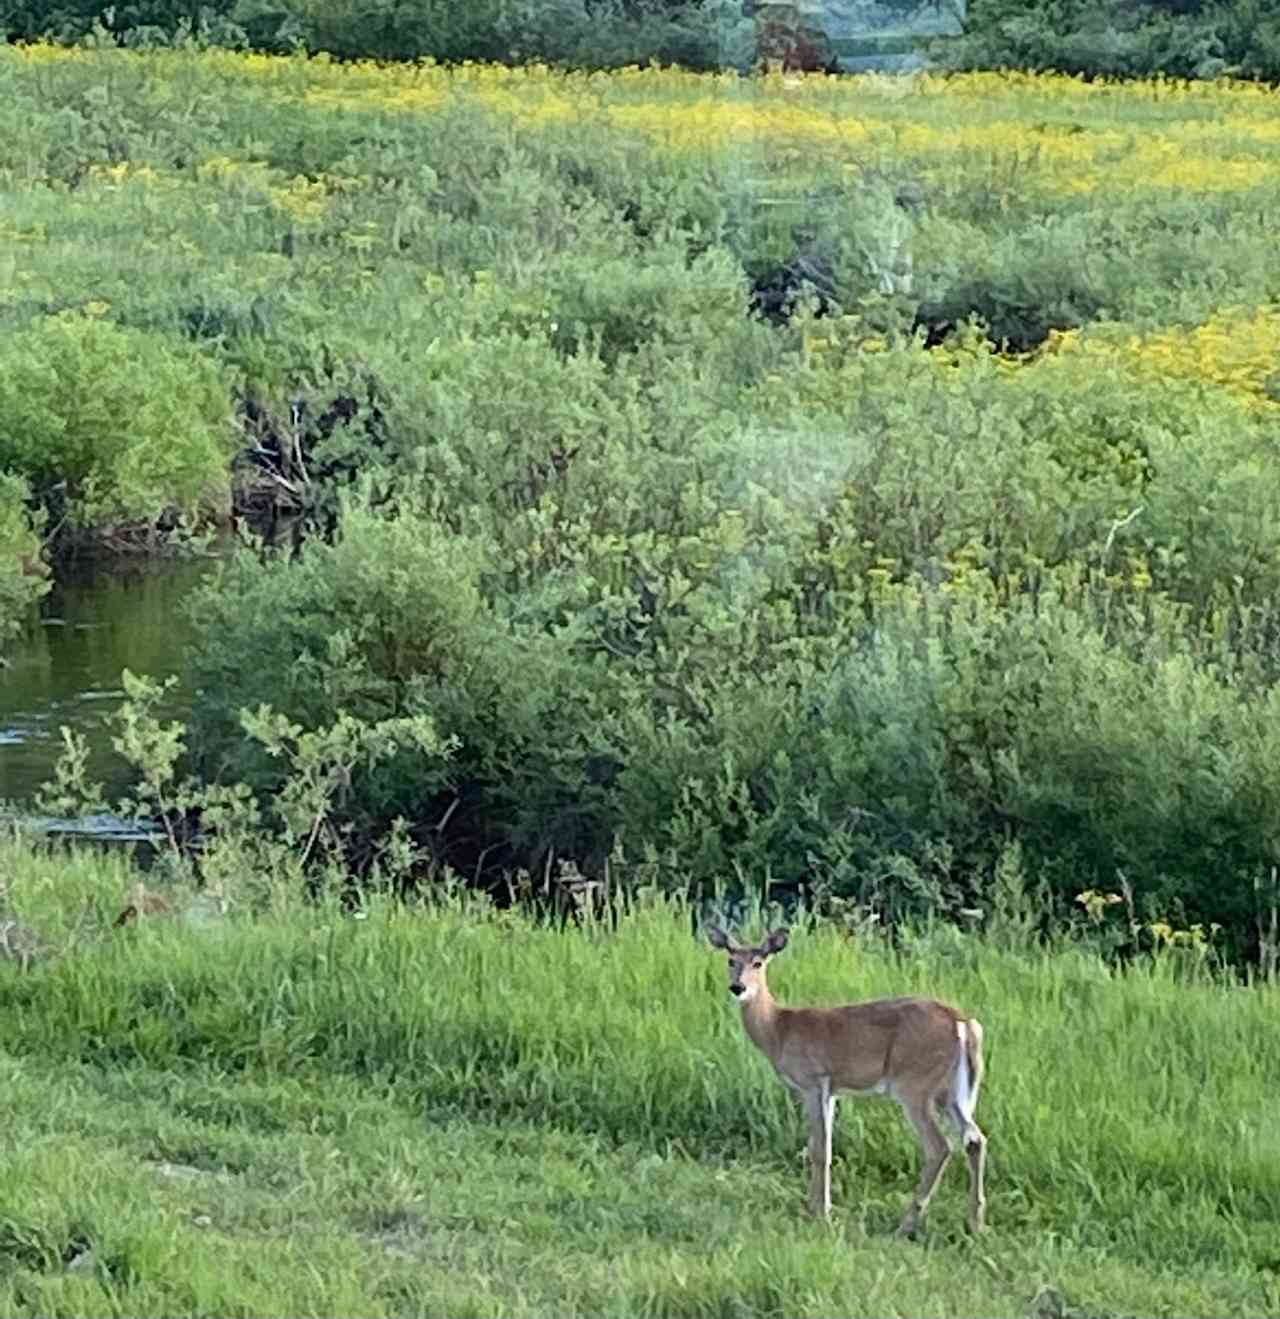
top-left (706, 925), bottom-right (789, 1004)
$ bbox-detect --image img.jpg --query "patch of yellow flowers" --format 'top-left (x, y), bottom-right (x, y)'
top-left (1041, 309), bottom-right (1280, 412)
top-left (198, 157), bottom-right (335, 224)
top-left (5, 43), bottom-right (1280, 406)
top-left (84, 156), bottom-right (337, 225)
top-left (6, 44), bottom-right (1280, 197)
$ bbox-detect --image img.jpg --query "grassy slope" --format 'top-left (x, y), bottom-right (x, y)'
top-left (2, 840), bottom-right (1279, 1316)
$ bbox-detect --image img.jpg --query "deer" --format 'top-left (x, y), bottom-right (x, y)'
top-left (706, 925), bottom-right (987, 1239)
top-left (112, 880), bottom-right (175, 929)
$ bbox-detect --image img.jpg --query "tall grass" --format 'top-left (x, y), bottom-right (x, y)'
top-left (2, 835), bottom-right (1279, 1314)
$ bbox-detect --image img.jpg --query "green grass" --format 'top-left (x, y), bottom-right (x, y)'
top-left (2, 837), bottom-right (1279, 1316)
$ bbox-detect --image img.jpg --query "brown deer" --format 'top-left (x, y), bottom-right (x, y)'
top-left (112, 880), bottom-right (174, 928)
top-left (707, 925), bottom-right (988, 1238)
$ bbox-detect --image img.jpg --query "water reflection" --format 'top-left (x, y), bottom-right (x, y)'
top-left (1, 555), bottom-right (219, 806)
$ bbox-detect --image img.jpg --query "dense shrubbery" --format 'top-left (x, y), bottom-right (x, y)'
top-left (7, 48), bottom-right (1280, 961)
top-left (179, 337), bottom-right (1280, 959)
top-left (0, 315), bottom-right (235, 547)
top-left (938, 0), bottom-right (1280, 83)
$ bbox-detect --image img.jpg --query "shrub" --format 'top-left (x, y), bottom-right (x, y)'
top-left (0, 472), bottom-right (48, 657)
top-left (184, 494), bottom-right (607, 879)
top-left (0, 314), bottom-right (235, 543)
top-left (173, 311), bottom-right (1280, 959)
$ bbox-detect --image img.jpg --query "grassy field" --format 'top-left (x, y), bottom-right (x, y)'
top-left (3, 835), bottom-right (1280, 1317)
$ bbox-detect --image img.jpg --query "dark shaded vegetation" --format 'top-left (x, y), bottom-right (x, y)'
top-left (0, 0), bottom-right (756, 72)
top-left (2, 0), bottom-right (1278, 83)
top-left (938, 0), bottom-right (1280, 83)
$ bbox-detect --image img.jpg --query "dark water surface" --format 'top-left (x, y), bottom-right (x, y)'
top-left (1, 555), bottom-right (219, 810)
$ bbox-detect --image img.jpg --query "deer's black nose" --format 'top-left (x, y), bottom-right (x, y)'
top-left (730, 984), bottom-right (744, 996)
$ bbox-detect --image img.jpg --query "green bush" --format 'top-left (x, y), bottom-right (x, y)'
top-left (174, 314), bottom-right (1280, 958)
top-left (184, 495), bottom-right (595, 859)
top-left (0, 314), bottom-right (235, 541)
top-left (0, 472), bottom-right (48, 657)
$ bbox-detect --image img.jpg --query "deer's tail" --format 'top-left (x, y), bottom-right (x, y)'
top-left (951, 1017), bottom-right (985, 1138)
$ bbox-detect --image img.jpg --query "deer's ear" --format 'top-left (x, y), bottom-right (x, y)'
top-left (706, 925), bottom-right (732, 950)
top-left (763, 927), bottom-right (790, 956)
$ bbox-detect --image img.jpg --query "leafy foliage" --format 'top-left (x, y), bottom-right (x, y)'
top-left (942, 0), bottom-right (1280, 82)
top-left (0, 472), bottom-right (48, 657)
top-left (176, 321), bottom-right (1280, 956)
top-left (5, 49), bottom-right (1280, 958)
top-left (0, 315), bottom-right (234, 542)
top-left (0, 0), bottom-right (755, 72)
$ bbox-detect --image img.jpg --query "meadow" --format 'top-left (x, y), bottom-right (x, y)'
top-left (4, 43), bottom-right (1280, 1314)
top-left (3, 832), bottom-right (1280, 1318)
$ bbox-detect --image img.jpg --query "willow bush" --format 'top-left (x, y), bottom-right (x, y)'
top-left (0, 315), bottom-right (235, 544)
top-left (183, 325), bottom-right (1280, 958)
top-left (0, 473), bottom-right (48, 657)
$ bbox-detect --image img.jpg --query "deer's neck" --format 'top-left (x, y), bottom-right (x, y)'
top-left (740, 983), bottom-right (781, 1057)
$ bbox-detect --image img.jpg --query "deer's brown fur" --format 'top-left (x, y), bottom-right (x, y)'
top-left (707, 925), bottom-right (987, 1237)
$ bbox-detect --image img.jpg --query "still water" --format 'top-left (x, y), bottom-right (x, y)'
top-left (1, 556), bottom-right (218, 809)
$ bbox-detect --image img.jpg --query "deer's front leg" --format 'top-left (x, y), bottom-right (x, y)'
top-left (802, 1079), bottom-right (835, 1219)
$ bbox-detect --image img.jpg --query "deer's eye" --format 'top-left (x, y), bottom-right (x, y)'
top-left (752, 959), bottom-right (763, 969)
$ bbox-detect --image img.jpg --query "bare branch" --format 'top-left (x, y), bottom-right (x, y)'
top-left (1101, 506), bottom-right (1144, 568)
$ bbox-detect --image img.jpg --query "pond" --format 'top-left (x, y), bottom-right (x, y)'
top-left (1, 554), bottom-right (219, 817)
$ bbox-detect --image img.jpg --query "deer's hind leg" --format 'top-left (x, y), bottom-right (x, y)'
top-left (944, 1030), bottom-right (988, 1234)
top-left (963, 1119), bottom-right (987, 1233)
top-left (896, 1096), bottom-right (952, 1239)
top-left (944, 1098), bottom-right (987, 1235)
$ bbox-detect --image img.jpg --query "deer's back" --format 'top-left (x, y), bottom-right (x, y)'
top-left (774, 995), bottom-right (966, 1095)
